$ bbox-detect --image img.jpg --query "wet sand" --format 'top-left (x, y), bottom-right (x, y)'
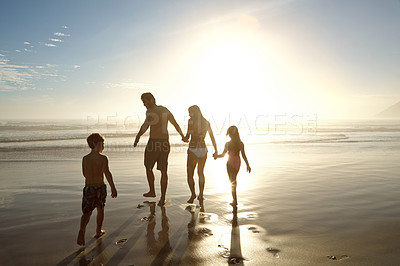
top-left (1, 142), bottom-right (400, 265)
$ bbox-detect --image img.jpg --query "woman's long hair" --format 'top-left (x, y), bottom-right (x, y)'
top-left (188, 105), bottom-right (208, 135)
top-left (226, 125), bottom-right (242, 153)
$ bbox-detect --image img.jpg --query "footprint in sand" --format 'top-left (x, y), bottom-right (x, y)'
top-left (327, 255), bottom-right (349, 261)
top-left (115, 238), bottom-right (128, 248)
top-left (228, 257), bottom-right (247, 264)
top-left (140, 216), bottom-right (154, 221)
top-left (245, 212), bottom-right (258, 219)
top-left (196, 227), bottom-right (213, 237)
top-left (218, 244), bottom-right (230, 258)
top-left (247, 226), bottom-right (260, 233)
top-left (267, 247), bottom-right (280, 258)
top-left (199, 212), bottom-right (218, 223)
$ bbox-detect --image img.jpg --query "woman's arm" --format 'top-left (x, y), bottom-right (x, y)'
top-left (214, 142), bottom-right (228, 159)
top-left (182, 119), bottom-right (191, 143)
top-left (207, 122), bottom-right (218, 156)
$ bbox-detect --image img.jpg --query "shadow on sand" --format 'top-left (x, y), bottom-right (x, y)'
top-left (229, 206), bottom-right (245, 265)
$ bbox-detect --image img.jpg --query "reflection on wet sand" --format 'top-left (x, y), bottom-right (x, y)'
top-left (146, 202), bottom-right (172, 265)
top-left (59, 200), bottom-right (260, 265)
top-left (77, 237), bottom-right (107, 266)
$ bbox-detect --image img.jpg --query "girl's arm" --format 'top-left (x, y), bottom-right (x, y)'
top-left (207, 122), bottom-right (218, 156)
top-left (240, 142), bottom-right (251, 173)
top-left (214, 142), bottom-right (228, 159)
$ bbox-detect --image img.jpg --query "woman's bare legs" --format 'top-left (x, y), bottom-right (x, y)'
top-left (187, 153), bottom-right (197, 203)
top-left (197, 156), bottom-right (207, 201)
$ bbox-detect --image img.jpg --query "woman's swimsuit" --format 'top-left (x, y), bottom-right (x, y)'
top-left (188, 123), bottom-right (208, 159)
top-left (188, 147), bottom-right (207, 158)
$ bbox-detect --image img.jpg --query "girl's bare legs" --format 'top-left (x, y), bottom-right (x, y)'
top-left (227, 165), bottom-right (239, 205)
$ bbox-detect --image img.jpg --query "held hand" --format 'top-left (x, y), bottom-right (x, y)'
top-left (182, 136), bottom-right (189, 143)
top-left (213, 153), bottom-right (218, 160)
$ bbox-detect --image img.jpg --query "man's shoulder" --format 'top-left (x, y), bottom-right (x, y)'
top-left (157, 105), bottom-right (169, 112)
top-left (146, 105), bottom-right (169, 113)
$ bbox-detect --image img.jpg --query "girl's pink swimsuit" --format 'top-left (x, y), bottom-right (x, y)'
top-left (227, 151), bottom-right (241, 171)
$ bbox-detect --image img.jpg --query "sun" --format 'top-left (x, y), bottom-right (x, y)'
top-left (179, 21), bottom-right (287, 118)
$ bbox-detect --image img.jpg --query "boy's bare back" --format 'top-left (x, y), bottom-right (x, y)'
top-left (82, 152), bottom-right (109, 185)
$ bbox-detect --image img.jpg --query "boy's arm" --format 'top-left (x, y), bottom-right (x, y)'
top-left (103, 156), bottom-right (117, 198)
top-left (240, 143), bottom-right (251, 173)
top-left (207, 122), bottom-right (218, 156)
top-left (82, 157), bottom-right (87, 178)
top-left (168, 110), bottom-right (185, 138)
top-left (134, 113), bottom-right (150, 147)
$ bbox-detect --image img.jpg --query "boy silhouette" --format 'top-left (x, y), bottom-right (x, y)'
top-left (77, 133), bottom-right (117, 246)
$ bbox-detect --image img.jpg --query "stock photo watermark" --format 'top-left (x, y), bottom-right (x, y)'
top-left (83, 112), bottom-right (318, 152)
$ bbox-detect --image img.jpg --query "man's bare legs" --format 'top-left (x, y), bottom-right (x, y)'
top-left (77, 212), bottom-right (92, 246)
top-left (158, 170), bottom-right (168, 206)
top-left (144, 168), bottom-right (156, 197)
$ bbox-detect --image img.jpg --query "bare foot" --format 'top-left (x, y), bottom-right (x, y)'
top-left (77, 229), bottom-right (85, 246)
top-left (157, 199), bottom-right (165, 206)
top-left (95, 230), bottom-right (106, 239)
top-left (187, 194), bottom-right (196, 204)
top-left (143, 191), bottom-right (156, 197)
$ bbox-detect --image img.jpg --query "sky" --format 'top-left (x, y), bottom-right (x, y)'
top-left (0, 0), bottom-right (399, 121)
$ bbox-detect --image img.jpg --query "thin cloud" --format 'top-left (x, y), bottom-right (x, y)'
top-left (16, 50), bottom-right (21, 53)
top-left (24, 42), bottom-right (31, 45)
top-left (49, 38), bottom-right (64, 43)
top-left (53, 32), bottom-right (70, 37)
top-left (62, 25), bottom-right (69, 29)
top-left (104, 82), bottom-right (152, 90)
top-left (45, 43), bottom-right (57, 47)
top-left (0, 56), bottom-right (60, 92)
top-left (73, 65), bottom-right (81, 69)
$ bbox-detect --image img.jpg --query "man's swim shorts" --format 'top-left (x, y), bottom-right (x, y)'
top-left (144, 138), bottom-right (170, 171)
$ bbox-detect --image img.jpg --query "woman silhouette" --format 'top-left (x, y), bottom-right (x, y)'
top-left (183, 105), bottom-right (218, 205)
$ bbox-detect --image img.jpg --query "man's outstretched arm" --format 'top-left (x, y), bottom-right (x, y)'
top-left (134, 119), bottom-right (150, 147)
top-left (168, 111), bottom-right (184, 138)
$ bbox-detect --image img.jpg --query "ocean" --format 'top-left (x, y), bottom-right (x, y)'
top-left (1, 118), bottom-right (399, 156)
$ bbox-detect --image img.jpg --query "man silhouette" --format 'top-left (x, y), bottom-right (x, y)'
top-left (134, 92), bottom-right (185, 206)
